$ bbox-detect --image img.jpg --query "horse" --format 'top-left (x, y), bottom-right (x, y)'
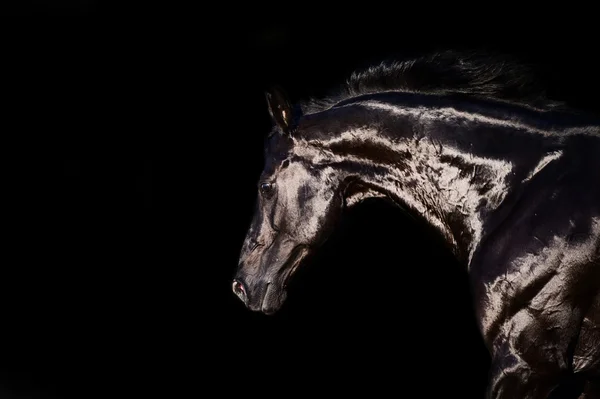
top-left (231, 51), bottom-right (600, 398)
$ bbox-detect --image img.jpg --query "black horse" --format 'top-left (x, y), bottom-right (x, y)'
top-left (232, 51), bottom-right (600, 398)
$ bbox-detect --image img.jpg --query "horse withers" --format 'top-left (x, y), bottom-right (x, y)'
top-left (232, 51), bottom-right (600, 398)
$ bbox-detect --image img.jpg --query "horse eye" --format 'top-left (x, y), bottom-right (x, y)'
top-left (260, 182), bottom-right (274, 196)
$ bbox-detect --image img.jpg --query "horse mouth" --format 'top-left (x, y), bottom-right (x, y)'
top-left (282, 245), bottom-right (310, 289)
top-left (259, 245), bottom-right (310, 315)
top-left (260, 283), bottom-right (278, 315)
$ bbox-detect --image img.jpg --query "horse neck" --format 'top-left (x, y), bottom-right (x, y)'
top-left (297, 99), bottom-right (534, 265)
top-left (353, 135), bottom-right (516, 264)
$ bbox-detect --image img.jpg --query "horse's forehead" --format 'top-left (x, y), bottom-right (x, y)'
top-left (263, 132), bottom-right (294, 172)
top-left (265, 130), bottom-right (293, 153)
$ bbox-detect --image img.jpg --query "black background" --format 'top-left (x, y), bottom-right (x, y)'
top-left (2, 2), bottom-right (599, 398)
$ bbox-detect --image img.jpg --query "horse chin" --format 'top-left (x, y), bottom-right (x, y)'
top-left (256, 246), bottom-right (310, 315)
top-left (257, 283), bottom-right (287, 315)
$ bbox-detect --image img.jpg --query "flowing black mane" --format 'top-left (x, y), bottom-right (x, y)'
top-left (301, 50), bottom-right (568, 115)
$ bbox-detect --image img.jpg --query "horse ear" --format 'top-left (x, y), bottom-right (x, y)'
top-left (265, 86), bottom-right (294, 134)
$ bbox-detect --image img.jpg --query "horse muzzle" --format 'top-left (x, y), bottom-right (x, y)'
top-left (231, 277), bottom-right (287, 315)
top-left (232, 245), bottom-right (309, 315)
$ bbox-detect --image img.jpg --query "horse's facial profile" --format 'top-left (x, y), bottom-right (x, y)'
top-left (232, 87), bottom-right (344, 314)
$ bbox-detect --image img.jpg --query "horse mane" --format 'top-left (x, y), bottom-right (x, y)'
top-left (300, 50), bottom-right (569, 114)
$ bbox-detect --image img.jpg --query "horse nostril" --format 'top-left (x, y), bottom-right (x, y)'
top-left (232, 279), bottom-right (248, 304)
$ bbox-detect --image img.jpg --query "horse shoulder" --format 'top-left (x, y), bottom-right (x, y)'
top-left (468, 145), bottom-right (600, 345)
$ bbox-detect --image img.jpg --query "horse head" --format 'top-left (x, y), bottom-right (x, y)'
top-left (232, 87), bottom-right (345, 314)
